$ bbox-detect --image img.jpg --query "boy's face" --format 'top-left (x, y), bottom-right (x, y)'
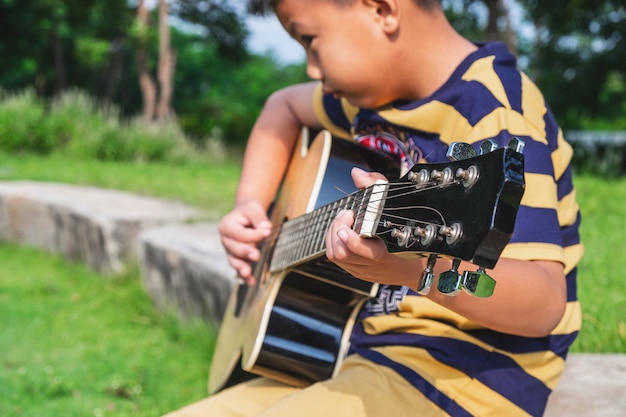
top-left (276, 0), bottom-right (399, 109)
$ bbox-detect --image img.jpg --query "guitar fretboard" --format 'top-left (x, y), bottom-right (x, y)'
top-left (270, 187), bottom-right (378, 272)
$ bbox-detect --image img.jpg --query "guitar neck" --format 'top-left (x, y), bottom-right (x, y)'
top-left (269, 185), bottom-right (384, 273)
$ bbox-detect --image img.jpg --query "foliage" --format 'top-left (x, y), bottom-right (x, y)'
top-left (171, 0), bottom-right (249, 64)
top-left (0, 88), bottom-right (217, 163)
top-left (516, 0), bottom-right (626, 129)
top-left (1, 0), bottom-right (625, 147)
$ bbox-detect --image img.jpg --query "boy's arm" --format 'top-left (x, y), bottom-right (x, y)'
top-left (219, 81), bottom-right (321, 283)
top-left (325, 168), bottom-right (567, 338)
top-left (235, 81), bottom-right (322, 210)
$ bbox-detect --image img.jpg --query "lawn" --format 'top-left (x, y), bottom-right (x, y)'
top-left (0, 244), bottom-right (216, 417)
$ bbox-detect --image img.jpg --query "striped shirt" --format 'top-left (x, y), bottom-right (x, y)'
top-left (313, 42), bottom-right (583, 416)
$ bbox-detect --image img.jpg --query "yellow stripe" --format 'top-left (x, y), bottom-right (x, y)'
top-left (558, 188), bottom-right (580, 226)
top-left (341, 99), bottom-right (359, 129)
top-left (462, 55), bottom-right (511, 109)
top-left (552, 300), bottom-right (582, 334)
top-left (553, 130), bottom-right (574, 180)
top-left (501, 242), bottom-right (564, 263)
top-left (464, 107), bottom-right (546, 144)
top-left (312, 83), bottom-right (353, 140)
top-left (520, 73), bottom-right (547, 138)
top-left (521, 173), bottom-right (558, 209)
top-left (562, 243), bottom-right (584, 275)
top-left (375, 345), bottom-right (532, 417)
top-left (377, 101), bottom-right (473, 145)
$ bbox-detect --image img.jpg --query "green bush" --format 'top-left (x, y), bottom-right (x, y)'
top-left (0, 89), bottom-right (58, 153)
top-left (0, 87), bottom-right (225, 164)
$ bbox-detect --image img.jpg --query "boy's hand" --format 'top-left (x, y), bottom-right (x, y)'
top-left (325, 168), bottom-right (417, 284)
top-left (218, 200), bottom-right (272, 285)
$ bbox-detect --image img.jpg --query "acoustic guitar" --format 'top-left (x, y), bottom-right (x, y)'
top-left (208, 128), bottom-right (525, 393)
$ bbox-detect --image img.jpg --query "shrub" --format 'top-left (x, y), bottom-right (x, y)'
top-left (0, 89), bottom-right (55, 153)
top-left (0, 87), bottom-right (227, 164)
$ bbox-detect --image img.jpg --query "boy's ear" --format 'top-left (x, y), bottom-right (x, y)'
top-left (362, 0), bottom-right (400, 34)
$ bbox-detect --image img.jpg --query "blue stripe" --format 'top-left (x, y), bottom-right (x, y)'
top-left (557, 166), bottom-right (575, 199)
top-left (566, 269), bottom-right (578, 302)
top-left (465, 328), bottom-right (578, 358)
top-left (511, 206), bottom-right (563, 246)
top-left (512, 136), bottom-right (556, 176)
top-left (544, 105), bottom-right (560, 149)
top-left (492, 48), bottom-right (523, 113)
top-left (437, 80), bottom-right (502, 126)
top-left (322, 93), bottom-right (351, 132)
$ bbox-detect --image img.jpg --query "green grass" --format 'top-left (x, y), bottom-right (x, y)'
top-left (570, 174), bottom-right (626, 352)
top-left (0, 243), bottom-right (215, 417)
top-left (0, 152), bottom-right (242, 219)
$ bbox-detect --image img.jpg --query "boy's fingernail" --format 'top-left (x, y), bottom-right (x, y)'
top-left (337, 228), bottom-right (349, 242)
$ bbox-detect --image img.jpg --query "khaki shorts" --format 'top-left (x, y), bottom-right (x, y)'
top-left (163, 354), bottom-right (443, 417)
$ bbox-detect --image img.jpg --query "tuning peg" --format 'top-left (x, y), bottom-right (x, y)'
top-left (447, 142), bottom-right (478, 161)
top-left (507, 137), bottom-right (525, 154)
top-left (462, 267), bottom-right (496, 298)
top-left (437, 258), bottom-right (462, 296)
top-left (479, 139), bottom-right (499, 155)
top-left (417, 254), bottom-right (438, 295)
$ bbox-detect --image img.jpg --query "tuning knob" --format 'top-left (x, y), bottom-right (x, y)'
top-left (462, 267), bottom-right (496, 298)
top-left (437, 258), bottom-right (463, 295)
top-left (417, 254), bottom-right (438, 295)
top-left (507, 136), bottom-right (525, 154)
top-left (479, 139), bottom-right (499, 155)
top-left (447, 142), bottom-right (478, 161)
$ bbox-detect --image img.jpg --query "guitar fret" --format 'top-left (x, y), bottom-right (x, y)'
top-left (270, 188), bottom-right (379, 272)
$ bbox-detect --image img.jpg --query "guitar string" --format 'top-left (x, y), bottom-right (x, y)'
top-left (270, 180), bottom-right (462, 270)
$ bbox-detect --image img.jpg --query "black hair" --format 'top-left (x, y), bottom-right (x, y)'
top-left (247, 0), bottom-right (442, 16)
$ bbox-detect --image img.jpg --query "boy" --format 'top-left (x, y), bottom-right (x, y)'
top-left (166, 0), bottom-right (583, 415)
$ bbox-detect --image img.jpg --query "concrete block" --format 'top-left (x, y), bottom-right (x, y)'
top-left (137, 222), bottom-right (234, 326)
top-left (0, 181), bottom-right (199, 274)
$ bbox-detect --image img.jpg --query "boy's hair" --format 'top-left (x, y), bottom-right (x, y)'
top-left (248, 0), bottom-right (442, 16)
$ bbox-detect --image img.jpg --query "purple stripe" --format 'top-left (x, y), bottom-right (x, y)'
top-left (511, 206), bottom-right (563, 246)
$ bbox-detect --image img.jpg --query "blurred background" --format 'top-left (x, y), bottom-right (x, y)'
top-left (0, 0), bottom-right (624, 170)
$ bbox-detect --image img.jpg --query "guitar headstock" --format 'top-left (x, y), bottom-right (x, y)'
top-left (354, 138), bottom-right (525, 297)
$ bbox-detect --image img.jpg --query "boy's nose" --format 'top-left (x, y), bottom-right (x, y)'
top-left (306, 60), bottom-right (322, 80)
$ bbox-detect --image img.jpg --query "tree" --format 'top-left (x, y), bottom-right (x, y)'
top-left (171, 0), bottom-right (249, 64)
top-left (517, 0), bottom-right (626, 128)
top-left (136, 0), bottom-right (158, 121)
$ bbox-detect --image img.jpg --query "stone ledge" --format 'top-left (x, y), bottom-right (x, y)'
top-left (0, 180), bottom-right (199, 274)
top-left (545, 353), bottom-right (626, 416)
top-left (137, 222), bottom-right (234, 325)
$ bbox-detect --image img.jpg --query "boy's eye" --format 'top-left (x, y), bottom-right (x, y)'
top-left (300, 35), bottom-right (314, 46)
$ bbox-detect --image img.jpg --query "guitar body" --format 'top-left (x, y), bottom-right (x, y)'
top-left (209, 130), bottom-right (400, 393)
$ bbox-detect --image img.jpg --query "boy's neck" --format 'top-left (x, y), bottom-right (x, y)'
top-left (391, 4), bottom-right (477, 101)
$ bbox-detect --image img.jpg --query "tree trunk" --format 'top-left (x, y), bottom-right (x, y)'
top-left (156, 0), bottom-right (175, 121)
top-left (137, 0), bottom-right (157, 121)
top-left (51, 20), bottom-right (67, 96)
top-left (485, 0), bottom-right (518, 55)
